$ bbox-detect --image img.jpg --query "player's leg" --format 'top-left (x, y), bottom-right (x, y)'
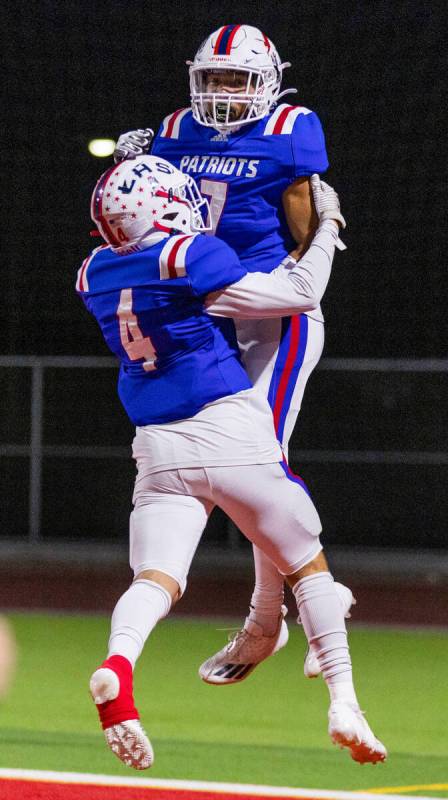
top-left (248, 316), bottom-right (322, 640)
top-left (286, 558), bottom-right (386, 764)
top-left (90, 468), bottom-right (213, 769)
top-left (202, 461), bottom-right (386, 764)
top-left (199, 316), bottom-right (320, 682)
top-left (200, 316), bottom-right (353, 683)
top-left (199, 459), bottom-right (321, 685)
top-left (272, 316), bottom-right (355, 676)
top-left (221, 318), bottom-right (295, 675)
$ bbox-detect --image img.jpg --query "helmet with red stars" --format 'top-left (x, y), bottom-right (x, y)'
top-left (90, 155), bottom-right (211, 254)
top-left (188, 24), bottom-right (296, 131)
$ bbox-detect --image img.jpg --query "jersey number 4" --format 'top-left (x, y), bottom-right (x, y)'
top-left (117, 289), bottom-right (157, 372)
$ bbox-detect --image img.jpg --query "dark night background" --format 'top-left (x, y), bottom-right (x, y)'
top-left (2, 0), bottom-right (447, 551)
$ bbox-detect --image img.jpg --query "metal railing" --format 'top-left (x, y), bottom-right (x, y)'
top-left (1, 355), bottom-right (447, 541)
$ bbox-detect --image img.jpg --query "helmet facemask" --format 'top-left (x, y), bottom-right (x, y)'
top-left (190, 66), bottom-right (280, 130)
top-left (155, 174), bottom-right (211, 235)
top-left (188, 25), bottom-right (296, 132)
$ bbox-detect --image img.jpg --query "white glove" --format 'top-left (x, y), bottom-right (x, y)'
top-left (113, 128), bottom-right (154, 163)
top-left (310, 173), bottom-right (346, 250)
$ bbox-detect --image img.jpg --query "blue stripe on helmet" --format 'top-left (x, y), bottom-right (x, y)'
top-left (217, 25), bottom-right (237, 54)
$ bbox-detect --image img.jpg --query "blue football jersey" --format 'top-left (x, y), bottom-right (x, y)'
top-left (76, 234), bottom-right (251, 426)
top-left (151, 104), bottom-right (328, 274)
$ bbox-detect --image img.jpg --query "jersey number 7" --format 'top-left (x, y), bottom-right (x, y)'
top-left (200, 179), bottom-right (228, 235)
top-left (117, 288), bottom-right (157, 371)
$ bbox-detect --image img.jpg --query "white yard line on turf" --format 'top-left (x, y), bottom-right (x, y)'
top-left (0, 769), bottom-right (443, 800)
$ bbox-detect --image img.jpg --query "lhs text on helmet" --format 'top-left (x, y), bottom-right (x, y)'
top-left (90, 156), bottom-right (211, 253)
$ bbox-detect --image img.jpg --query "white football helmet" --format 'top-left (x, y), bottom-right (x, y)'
top-left (188, 25), bottom-right (296, 131)
top-left (91, 156), bottom-right (211, 254)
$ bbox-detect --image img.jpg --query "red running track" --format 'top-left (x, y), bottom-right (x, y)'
top-left (0, 778), bottom-right (312, 800)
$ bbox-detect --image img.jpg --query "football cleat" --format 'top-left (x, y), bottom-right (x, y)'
top-left (199, 605), bottom-right (288, 685)
top-left (328, 701), bottom-right (387, 764)
top-left (103, 719), bottom-right (154, 770)
top-left (90, 655), bottom-right (153, 770)
top-left (303, 582), bottom-right (356, 679)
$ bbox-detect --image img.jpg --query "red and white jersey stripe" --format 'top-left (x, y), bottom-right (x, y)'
top-left (159, 108), bottom-right (190, 139)
top-left (76, 246), bottom-right (109, 292)
top-left (263, 104), bottom-right (312, 136)
top-left (158, 234), bottom-right (198, 280)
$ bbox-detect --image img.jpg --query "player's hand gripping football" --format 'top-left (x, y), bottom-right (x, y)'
top-left (310, 174), bottom-right (346, 250)
top-left (113, 128), bottom-right (154, 163)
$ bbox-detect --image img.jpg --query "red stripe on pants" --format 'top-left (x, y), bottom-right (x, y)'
top-left (272, 317), bottom-right (301, 435)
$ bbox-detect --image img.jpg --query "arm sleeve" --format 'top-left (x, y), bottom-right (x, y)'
top-left (291, 111), bottom-right (329, 177)
top-left (186, 236), bottom-right (247, 296)
top-left (204, 220), bottom-right (338, 318)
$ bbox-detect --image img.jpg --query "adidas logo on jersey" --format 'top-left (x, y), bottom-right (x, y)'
top-left (210, 131), bottom-right (230, 142)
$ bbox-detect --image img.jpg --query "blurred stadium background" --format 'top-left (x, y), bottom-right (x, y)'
top-left (1, 0), bottom-right (447, 793)
top-left (2, 0), bottom-right (446, 615)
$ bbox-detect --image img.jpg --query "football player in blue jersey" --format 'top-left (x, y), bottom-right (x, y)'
top-left (114, 24), bottom-right (353, 685)
top-left (80, 155), bottom-right (386, 770)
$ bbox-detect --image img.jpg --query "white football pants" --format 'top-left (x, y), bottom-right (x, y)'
top-left (131, 462), bottom-right (322, 595)
top-left (237, 314), bottom-right (325, 594)
top-left (236, 314), bottom-right (325, 456)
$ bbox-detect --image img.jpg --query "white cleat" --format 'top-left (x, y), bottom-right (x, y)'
top-left (303, 582), bottom-right (356, 678)
top-left (328, 701), bottom-right (387, 764)
top-left (199, 605), bottom-right (289, 685)
top-left (104, 720), bottom-right (154, 770)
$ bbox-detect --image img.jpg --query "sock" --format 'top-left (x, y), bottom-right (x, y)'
top-left (246, 546), bottom-right (284, 636)
top-left (96, 654), bottom-right (139, 730)
top-left (107, 579), bottom-right (172, 667)
top-left (293, 572), bottom-right (359, 706)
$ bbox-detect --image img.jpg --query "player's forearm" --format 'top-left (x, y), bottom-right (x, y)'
top-left (205, 220), bottom-right (338, 319)
top-left (283, 177), bottom-right (318, 256)
top-left (288, 204), bottom-right (318, 258)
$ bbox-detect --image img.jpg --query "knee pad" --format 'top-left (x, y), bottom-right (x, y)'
top-left (262, 485), bottom-right (323, 575)
top-left (129, 497), bottom-right (206, 597)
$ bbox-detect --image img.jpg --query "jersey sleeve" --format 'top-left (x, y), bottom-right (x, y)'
top-left (150, 123), bottom-right (164, 154)
top-left (151, 109), bottom-right (191, 148)
top-left (186, 236), bottom-right (247, 297)
top-left (205, 220), bottom-right (339, 318)
top-left (75, 245), bottom-right (108, 296)
top-left (291, 111), bottom-right (329, 177)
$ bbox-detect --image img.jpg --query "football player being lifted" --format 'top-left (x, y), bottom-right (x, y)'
top-left (115, 25), bottom-right (353, 685)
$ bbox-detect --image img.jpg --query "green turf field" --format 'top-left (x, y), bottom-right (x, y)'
top-left (0, 613), bottom-right (446, 794)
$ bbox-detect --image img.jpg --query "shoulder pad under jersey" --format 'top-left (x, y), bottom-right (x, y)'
top-left (75, 245), bottom-right (110, 293)
top-left (157, 108), bottom-right (191, 140)
top-left (183, 235), bottom-right (246, 296)
top-left (262, 104), bottom-right (329, 176)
